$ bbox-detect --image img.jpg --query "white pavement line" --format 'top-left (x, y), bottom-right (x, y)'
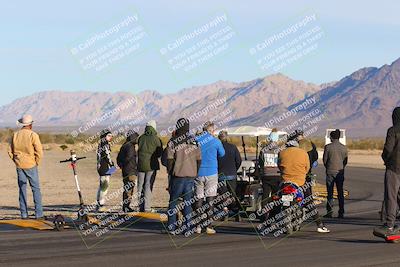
top-left (348, 209), bottom-right (380, 216)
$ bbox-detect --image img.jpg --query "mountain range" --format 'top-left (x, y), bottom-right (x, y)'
top-left (1, 58), bottom-right (399, 137)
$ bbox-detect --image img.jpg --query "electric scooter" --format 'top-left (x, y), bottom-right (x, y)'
top-left (54, 150), bottom-right (88, 231)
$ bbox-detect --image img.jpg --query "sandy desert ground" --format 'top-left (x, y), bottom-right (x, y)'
top-left (0, 149), bottom-right (171, 218)
top-left (0, 147), bottom-right (385, 218)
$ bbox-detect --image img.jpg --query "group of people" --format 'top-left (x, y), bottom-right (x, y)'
top-left (259, 128), bottom-right (347, 233)
top-left (6, 107), bottom-right (400, 239)
top-left (96, 119), bottom-right (162, 213)
top-left (165, 119), bottom-right (230, 235)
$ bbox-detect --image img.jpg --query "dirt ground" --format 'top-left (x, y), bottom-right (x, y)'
top-left (0, 149), bottom-right (170, 219)
top-left (0, 147), bottom-right (385, 219)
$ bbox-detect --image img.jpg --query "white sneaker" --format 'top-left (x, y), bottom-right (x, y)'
top-left (195, 226), bottom-right (202, 234)
top-left (206, 227), bottom-right (216, 235)
top-left (317, 226), bottom-right (330, 233)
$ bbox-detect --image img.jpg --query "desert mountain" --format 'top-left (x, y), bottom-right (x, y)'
top-left (216, 58), bottom-right (400, 137)
top-left (293, 58), bottom-right (400, 136)
top-left (1, 57), bottom-right (399, 137)
top-left (0, 74), bottom-right (319, 129)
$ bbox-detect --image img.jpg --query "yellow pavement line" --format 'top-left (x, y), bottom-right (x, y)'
top-left (0, 219), bottom-right (54, 230)
top-left (123, 212), bottom-right (168, 222)
top-left (86, 212), bottom-right (168, 223)
top-left (313, 183), bottom-right (349, 198)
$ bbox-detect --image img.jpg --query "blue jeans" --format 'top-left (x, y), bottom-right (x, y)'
top-left (137, 171), bottom-right (156, 211)
top-left (17, 166), bottom-right (43, 218)
top-left (167, 177), bottom-right (194, 234)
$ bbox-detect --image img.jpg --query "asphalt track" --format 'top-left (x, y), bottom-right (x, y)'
top-left (2, 166), bottom-right (400, 267)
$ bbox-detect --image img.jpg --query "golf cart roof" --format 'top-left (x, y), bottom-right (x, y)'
top-left (218, 126), bottom-right (287, 137)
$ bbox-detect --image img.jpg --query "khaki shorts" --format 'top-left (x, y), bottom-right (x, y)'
top-left (195, 174), bottom-right (218, 198)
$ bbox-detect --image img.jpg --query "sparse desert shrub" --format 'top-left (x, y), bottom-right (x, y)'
top-left (65, 137), bottom-right (75, 144)
top-left (0, 128), bottom-right (386, 151)
top-left (39, 133), bottom-right (54, 144)
top-left (347, 139), bottom-right (384, 150)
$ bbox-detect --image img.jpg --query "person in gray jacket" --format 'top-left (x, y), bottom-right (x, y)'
top-left (377, 107), bottom-right (400, 235)
top-left (323, 129), bottom-right (348, 218)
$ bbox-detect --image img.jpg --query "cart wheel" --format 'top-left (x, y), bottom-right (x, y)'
top-left (54, 215), bottom-right (65, 231)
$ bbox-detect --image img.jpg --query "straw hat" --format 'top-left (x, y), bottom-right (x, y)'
top-left (17, 114), bottom-right (34, 126)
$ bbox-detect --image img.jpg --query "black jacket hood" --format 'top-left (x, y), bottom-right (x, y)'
top-left (173, 118), bottom-right (192, 145)
top-left (125, 130), bottom-right (139, 144)
top-left (393, 107), bottom-right (400, 126)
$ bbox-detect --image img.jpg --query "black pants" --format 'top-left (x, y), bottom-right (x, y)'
top-left (122, 175), bottom-right (136, 210)
top-left (261, 177), bottom-right (281, 221)
top-left (384, 169), bottom-right (400, 228)
top-left (217, 179), bottom-right (238, 213)
top-left (302, 182), bottom-right (323, 226)
top-left (326, 171), bottom-right (345, 215)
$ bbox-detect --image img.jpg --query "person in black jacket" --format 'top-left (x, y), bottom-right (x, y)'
top-left (161, 130), bottom-right (176, 192)
top-left (376, 107), bottom-right (400, 236)
top-left (96, 129), bottom-right (115, 210)
top-left (217, 130), bottom-right (242, 220)
top-left (117, 130), bottom-right (139, 212)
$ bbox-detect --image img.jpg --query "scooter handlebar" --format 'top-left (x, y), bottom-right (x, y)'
top-left (59, 156), bottom-right (87, 163)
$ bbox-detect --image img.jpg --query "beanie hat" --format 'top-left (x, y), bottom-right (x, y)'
top-left (146, 120), bottom-right (157, 130)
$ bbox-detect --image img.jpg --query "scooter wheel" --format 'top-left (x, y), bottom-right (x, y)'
top-left (54, 215), bottom-right (65, 231)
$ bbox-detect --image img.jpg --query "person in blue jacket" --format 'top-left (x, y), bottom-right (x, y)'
top-left (194, 121), bottom-right (225, 235)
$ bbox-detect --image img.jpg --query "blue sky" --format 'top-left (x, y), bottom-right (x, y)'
top-left (1, 0), bottom-right (399, 105)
